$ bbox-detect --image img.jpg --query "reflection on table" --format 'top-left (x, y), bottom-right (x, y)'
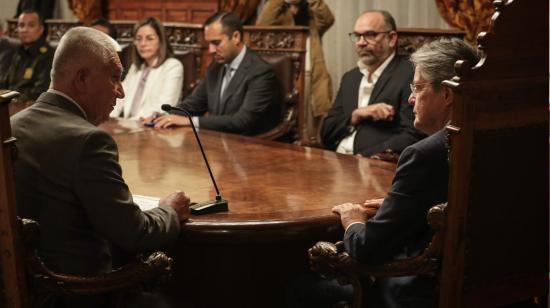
top-left (100, 118), bottom-right (396, 307)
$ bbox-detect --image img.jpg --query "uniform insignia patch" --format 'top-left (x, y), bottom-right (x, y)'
top-left (23, 67), bottom-right (33, 79)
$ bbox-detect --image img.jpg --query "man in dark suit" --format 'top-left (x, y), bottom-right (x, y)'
top-left (149, 11), bottom-right (281, 136)
top-left (11, 27), bottom-right (191, 307)
top-left (320, 10), bottom-right (424, 157)
top-left (329, 38), bottom-right (479, 307)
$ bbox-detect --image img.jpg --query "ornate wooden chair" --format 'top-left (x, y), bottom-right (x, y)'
top-left (174, 50), bottom-right (200, 100)
top-left (0, 91), bottom-right (174, 307)
top-left (309, 0), bottom-right (548, 307)
top-left (255, 54), bottom-right (299, 142)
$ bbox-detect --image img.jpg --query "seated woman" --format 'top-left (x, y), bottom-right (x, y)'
top-left (111, 17), bottom-right (183, 119)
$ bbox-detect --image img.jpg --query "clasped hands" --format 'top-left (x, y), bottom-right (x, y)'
top-left (141, 112), bottom-right (190, 129)
top-left (332, 198), bottom-right (384, 229)
top-left (350, 102), bottom-right (394, 126)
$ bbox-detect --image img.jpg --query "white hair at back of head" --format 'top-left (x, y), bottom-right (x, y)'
top-left (51, 27), bottom-right (119, 84)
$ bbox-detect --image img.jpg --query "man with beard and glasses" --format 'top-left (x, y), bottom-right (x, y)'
top-left (320, 10), bottom-right (424, 158)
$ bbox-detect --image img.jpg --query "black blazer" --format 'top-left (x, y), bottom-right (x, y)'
top-left (320, 55), bottom-right (425, 156)
top-left (177, 48), bottom-right (281, 136)
top-left (344, 130), bottom-right (449, 307)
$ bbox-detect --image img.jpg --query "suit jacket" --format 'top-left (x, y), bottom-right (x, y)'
top-left (11, 92), bottom-right (181, 277)
top-left (177, 47), bottom-right (281, 136)
top-left (111, 57), bottom-right (184, 119)
top-left (320, 55), bottom-right (425, 156)
top-left (344, 129), bottom-right (449, 307)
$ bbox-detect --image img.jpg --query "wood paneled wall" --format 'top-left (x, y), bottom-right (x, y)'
top-left (107, 0), bottom-right (219, 23)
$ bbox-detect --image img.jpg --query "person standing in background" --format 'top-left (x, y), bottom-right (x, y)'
top-left (257, 0), bottom-right (334, 144)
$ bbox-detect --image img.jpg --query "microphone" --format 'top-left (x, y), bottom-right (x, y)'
top-left (161, 104), bottom-right (228, 215)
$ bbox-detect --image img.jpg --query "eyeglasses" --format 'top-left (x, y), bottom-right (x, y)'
top-left (409, 82), bottom-right (431, 94)
top-left (348, 31), bottom-right (391, 44)
top-left (134, 35), bottom-right (158, 44)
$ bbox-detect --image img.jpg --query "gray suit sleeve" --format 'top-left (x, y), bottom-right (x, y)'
top-left (73, 130), bottom-right (181, 252)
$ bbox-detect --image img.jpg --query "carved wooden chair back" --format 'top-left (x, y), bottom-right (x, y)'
top-left (440, 0), bottom-right (548, 306)
top-left (255, 53), bottom-right (299, 142)
top-left (309, 1), bottom-right (548, 307)
top-left (0, 90), bottom-right (29, 308)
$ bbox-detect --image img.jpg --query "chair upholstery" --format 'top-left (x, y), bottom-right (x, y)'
top-left (173, 50), bottom-right (199, 99)
top-left (255, 53), bottom-right (298, 142)
top-left (308, 1), bottom-right (548, 307)
top-left (0, 90), bottom-right (174, 307)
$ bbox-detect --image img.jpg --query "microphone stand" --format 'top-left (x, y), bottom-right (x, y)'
top-left (161, 104), bottom-right (228, 215)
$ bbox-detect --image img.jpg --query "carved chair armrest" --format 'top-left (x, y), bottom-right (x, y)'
top-left (309, 203), bottom-right (447, 281)
top-left (369, 149), bottom-right (400, 164)
top-left (254, 89), bottom-right (299, 141)
top-left (20, 218), bottom-right (173, 296)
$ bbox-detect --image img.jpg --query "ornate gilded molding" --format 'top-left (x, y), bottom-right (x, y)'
top-left (248, 31), bottom-right (298, 50)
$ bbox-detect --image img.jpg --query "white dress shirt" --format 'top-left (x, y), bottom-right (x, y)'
top-left (336, 52), bottom-right (396, 155)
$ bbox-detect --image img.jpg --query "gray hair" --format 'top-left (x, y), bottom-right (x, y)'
top-left (410, 37), bottom-right (479, 90)
top-left (51, 27), bottom-right (119, 84)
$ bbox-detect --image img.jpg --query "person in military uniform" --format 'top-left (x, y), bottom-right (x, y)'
top-left (0, 20), bottom-right (17, 86)
top-left (1, 10), bottom-right (54, 101)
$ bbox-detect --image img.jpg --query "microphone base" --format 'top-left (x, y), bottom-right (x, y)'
top-left (190, 199), bottom-right (229, 215)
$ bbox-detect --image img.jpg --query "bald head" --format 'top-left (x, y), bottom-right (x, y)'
top-left (51, 27), bottom-right (120, 86)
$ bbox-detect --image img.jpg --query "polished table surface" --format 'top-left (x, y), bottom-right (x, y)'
top-left (100, 118), bottom-right (396, 306)
top-left (101, 118), bottom-right (395, 239)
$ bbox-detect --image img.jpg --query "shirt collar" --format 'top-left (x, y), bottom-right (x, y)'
top-left (227, 46), bottom-right (247, 71)
top-left (357, 51), bottom-right (396, 81)
top-left (47, 88), bottom-right (88, 119)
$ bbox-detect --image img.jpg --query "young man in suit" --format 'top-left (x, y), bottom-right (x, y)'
top-left (11, 27), bottom-right (191, 307)
top-left (148, 11), bottom-right (281, 136)
top-left (329, 38), bottom-right (479, 307)
top-left (320, 10), bottom-right (424, 157)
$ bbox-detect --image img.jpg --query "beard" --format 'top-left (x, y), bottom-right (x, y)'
top-left (357, 45), bottom-right (389, 67)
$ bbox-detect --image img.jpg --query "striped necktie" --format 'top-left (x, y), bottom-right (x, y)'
top-left (219, 65), bottom-right (234, 100)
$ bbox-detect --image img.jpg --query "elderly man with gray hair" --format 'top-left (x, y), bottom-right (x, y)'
top-left (290, 38), bottom-right (479, 308)
top-left (11, 27), bottom-right (191, 307)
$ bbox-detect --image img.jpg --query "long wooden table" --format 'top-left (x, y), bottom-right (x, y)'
top-left (100, 118), bottom-right (396, 307)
